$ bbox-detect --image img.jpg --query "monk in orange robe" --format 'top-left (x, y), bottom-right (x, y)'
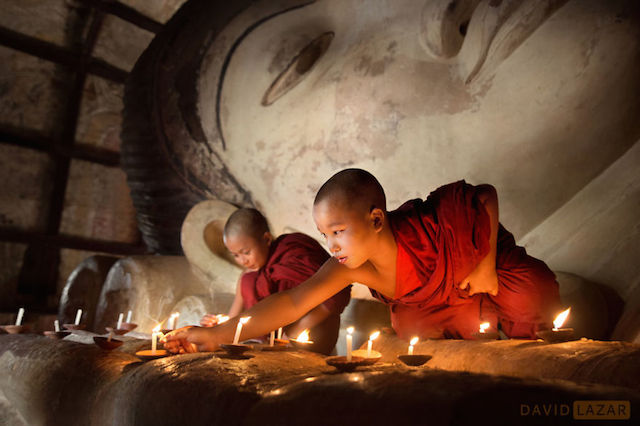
top-left (200, 208), bottom-right (351, 354)
top-left (166, 170), bottom-right (562, 352)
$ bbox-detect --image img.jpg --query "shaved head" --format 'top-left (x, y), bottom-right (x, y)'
top-left (224, 208), bottom-right (270, 240)
top-left (314, 168), bottom-right (386, 213)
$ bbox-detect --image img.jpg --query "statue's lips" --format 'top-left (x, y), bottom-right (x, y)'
top-left (336, 256), bottom-right (348, 264)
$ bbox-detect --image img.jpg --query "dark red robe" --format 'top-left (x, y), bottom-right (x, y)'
top-left (241, 233), bottom-right (351, 315)
top-left (370, 181), bottom-right (561, 339)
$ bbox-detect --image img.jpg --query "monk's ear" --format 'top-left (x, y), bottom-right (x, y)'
top-left (263, 232), bottom-right (274, 245)
top-left (370, 207), bottom-right (385, 232)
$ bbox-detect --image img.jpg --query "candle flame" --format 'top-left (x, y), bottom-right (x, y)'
top-left (152, 324), bottom-right (161, 333)
top-left (216, 314), bottom-right (230, 324)
top-left (410, 337), bottom-right (419, 346)
top-left (369, 331), bottom-right (380, 341)
top-left (347, 326), bottom-right (354, 335)
top-left (479, 322), bottom-right (490, 333)
top-left (553, 307), bottom-right (571, 330)
top-left (296, 329), bottom-right (310, 342)
top-left (239, 316), bottom-right (251, 325)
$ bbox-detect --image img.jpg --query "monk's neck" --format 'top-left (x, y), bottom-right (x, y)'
top-left (367, 225), bottom-right (397, 274)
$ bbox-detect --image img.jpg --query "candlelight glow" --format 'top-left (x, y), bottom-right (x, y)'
top-left (296, 329), bottom-right (310, 342)
top-left (216, 314), bottom-right (230, 324)
top-left (369, 331), bottom-right (380, 341)
top-left (152, 324), bottom-right (161, 333)
top-left (239, 316), bottom-right (251, 325)
top-left (553, 308), bottom-right (571, 330)
top-left (347, 326), bottom-right (354, 335)
top-left (410, 337), bottom-right (419, 346)
top-left (479, 322), bottom-right (490, 333)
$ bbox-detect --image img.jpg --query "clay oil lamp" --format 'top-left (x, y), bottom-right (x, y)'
top-left (63, 308), bottom-right (86, 331)
top-left (1, 308), bottom-right (31, 334)
top-left (94, 331), bottom-right (123, 350)
top-left (398, 337), bottom-right (431, 367)
top-left (136, 324), bottom-right (169, 360)
top-left (536, 308), bottom-right (574, 343)
top-left (325, 326), bottom-right (368, 372)
top-left (260, 327), bottom-right (289, 351)
top-left (119, 309), bottom-right (138, 332)
top-left (289, 329), bottom-right (314, 350)
top-left (351, 330), bottom-right (382, 366)
top-left (106, 312), bottom-right (138, 335)
top-left (220, 316), bottom-right (252, 356)
top-left (43, 320), bottom-right (70, 340)
top-left (472, 322), bottom-right (499, 340)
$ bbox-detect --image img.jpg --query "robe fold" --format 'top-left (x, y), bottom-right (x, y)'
top-left (241, 233), bottom-right (351, 315)
top-left (370, 181), bottom-right (561, 339)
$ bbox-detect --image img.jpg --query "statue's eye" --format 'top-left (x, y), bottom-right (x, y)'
top-left (262, 32), bottom-right (334, 106)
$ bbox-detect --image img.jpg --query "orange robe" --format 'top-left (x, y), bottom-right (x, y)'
top-left (370, 181), bottom-right (561, 339)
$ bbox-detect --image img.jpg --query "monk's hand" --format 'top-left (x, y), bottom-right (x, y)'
top-left (162, 326), bottom-right (197, 354)
top-left (200, 314), bottom-right (219, 327)
top-left (164, 326), bottom-right (222, 353)
top-left (459, 263), bottom-right (499, 296)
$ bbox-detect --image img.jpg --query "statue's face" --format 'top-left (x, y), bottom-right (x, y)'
top-left (199, 0), bottom-right (640, 238)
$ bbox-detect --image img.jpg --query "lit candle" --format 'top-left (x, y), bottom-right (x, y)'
top-left (346, 326), bottom-right (354, 361)
top-left (15, 308), bottom-right (24, 326)
top-left (54, 320), bottom-right (60, 332)
top-left (126, 310), bottom-right (132, 323)
top-left (367, 331), bottom-right (380, 358)
top-left (217, 314), bottom-right (230, 324)
top-left (269, 330), bottom-right (275, 346)
top-left (408, 336), bottom-right (419, 355)
top-left (553, 307), bottom-right (571, 331)
top-left (296, 329), bottom-right (310, 342)
top-left (116, 313), bottom-right (124, 330)
top-left (107, 331), bottom-right (113, 342)
top-left (233, 316), bottom-right (251, 345)
top-left (479, 322), bottom-right (490, 334)
top-left (277, 327), bottom-right (283, 340)
top-left (74, 309), bottom-right (82, 326)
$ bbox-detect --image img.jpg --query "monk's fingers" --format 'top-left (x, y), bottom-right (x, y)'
top-left (459, 280), bottom-right (469, 290)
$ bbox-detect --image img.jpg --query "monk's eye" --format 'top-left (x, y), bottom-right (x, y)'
top-left (320, 233), bottom-right (326, 239)
top-left (333, 230), bottom-right (343, 235)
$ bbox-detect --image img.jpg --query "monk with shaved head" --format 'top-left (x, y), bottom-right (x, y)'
top-left (166, 169), bottom-right (561, 352)
top-left (199, 207), bottom-right (351, 355)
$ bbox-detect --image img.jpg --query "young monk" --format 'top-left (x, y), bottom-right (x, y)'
top-left (199, 207), bottom-right (351, 355)
top-left (165, 169), bottom-right (561, 352)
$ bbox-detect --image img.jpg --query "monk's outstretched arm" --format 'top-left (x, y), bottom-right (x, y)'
top-left (165, 259), bottom-right (351, 352)
top-left (459, 184), bottom-right (499, 296)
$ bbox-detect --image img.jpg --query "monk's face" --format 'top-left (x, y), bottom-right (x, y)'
top-left (223, 232), bottom-right (271, 271)
top-left (313, 199), bottom-right (380, 269)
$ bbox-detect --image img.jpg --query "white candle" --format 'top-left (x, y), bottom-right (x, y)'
top-left (269, 330), bottom-right (275, 346)
top-left (346, 326), bottom-right (354, 361)
top-left (277, 327), bottom-right (283, 340)
top-left (15, 308), bottom-right (24, 326)
top-left (367, 331), bottom-right (380, 358)
top-left (74, 309), bottom-right (82, 325)
top-left (168, 312), bottom-right (180, 330)
top-left (152, 332), bottom-right (157, 352)
top-left (108, 331), bottom-right (113, 342)
top-left (233, 316), bottom-right (251, 345)
top-left (117, 313), bottom-right (124, 329)
top-left (408, 336), bottom-right (419, 355)
top-left (54, 320), bottom-right (60, 332)
top-left (126, 310), bottom-right (132, 323)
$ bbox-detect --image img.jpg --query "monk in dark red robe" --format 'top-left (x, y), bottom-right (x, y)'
top-left (200, 208), bottom-right (350, 355)
top-left (167, 170), bottom-right (563, 354)
top-left (370, 180), bottom-right (562, 339)
top-left (240, 232), bottom-right (351, 353)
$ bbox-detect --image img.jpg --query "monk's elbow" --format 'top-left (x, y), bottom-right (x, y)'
top-left (476, 184), bottom-right (497, 204)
